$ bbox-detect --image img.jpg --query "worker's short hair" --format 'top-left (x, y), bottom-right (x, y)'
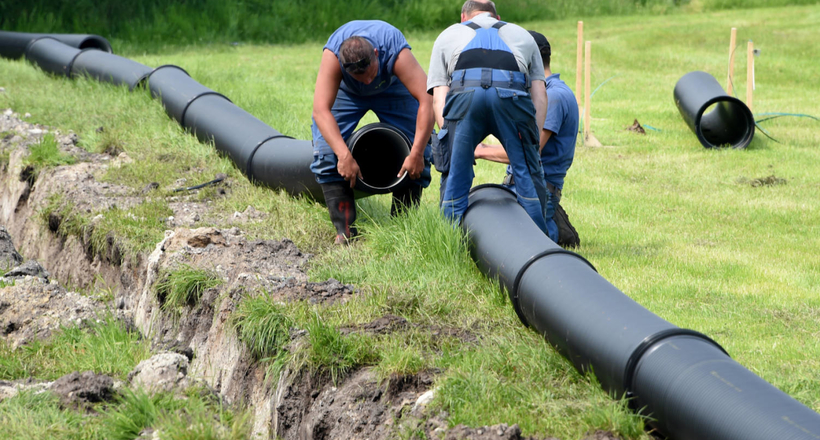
top-left (339, 36), bottom-right (375, 74)
top-left (461, 0), bottom-right (498, 19)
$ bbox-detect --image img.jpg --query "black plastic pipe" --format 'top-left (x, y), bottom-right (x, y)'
top-left (146, 65), bottom-right (231, 125)
top-left (8, 32), bottom-right (820, 440)
top-left (22, 37), bottom-right (152, 91)
top-left (0, 30), bottom-right (111, 59)
top-left (70, 50), bottom-right (153, 90)
top-left (24, 37), bottom-right (82, 77)
top-left (463, 184), bottom-right (820, 440)
top-left (674, 71), bottom-right (755, 149)
top-left (348, 122), bottom-right (412, 194)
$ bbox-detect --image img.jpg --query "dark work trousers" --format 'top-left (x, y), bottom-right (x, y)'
top-left (439, 86), bottom-right (549, 233)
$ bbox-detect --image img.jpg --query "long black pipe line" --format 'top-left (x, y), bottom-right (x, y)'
top-left (464, 185), bottom-right (820, 440)
top-left (4, 31), bottom-right (820, 440)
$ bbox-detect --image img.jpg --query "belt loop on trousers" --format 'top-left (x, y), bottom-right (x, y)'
top-left (480, 68), bottom-right (492, 89)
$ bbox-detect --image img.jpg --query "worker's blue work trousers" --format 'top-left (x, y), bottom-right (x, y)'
top-left (310, 82), bottom-right (432, 188)
top-left (439, 86), bottom-right (549, 233)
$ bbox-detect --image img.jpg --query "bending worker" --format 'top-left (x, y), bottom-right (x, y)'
top-left (312, 20), bottom-right (434, 244)
top-left (475, 31), bottom-right (580, 248)
top-left (427, 0), bottom-right (550, 232)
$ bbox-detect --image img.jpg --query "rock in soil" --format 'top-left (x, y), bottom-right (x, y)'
top-left (0, 226), bottom-right (23, 271)
top-left (49, 371), bottom-right (117, 409)
top-left (128, 352), bottom-right (190, 394)
top-left (0, 276), bottom-right (106, 348)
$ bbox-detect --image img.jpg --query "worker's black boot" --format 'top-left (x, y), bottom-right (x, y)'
top-left (321, 182), bottom-right (358, 244)
top-left (553, 201), bottom-right (580, 248)
top-left (391, 184), bottom-right (422, 217)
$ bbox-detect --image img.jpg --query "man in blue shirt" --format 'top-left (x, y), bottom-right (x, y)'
top-left (475, 30), bottom-right (580, 247)
top-left (312, 21), bottom-right (434, 244)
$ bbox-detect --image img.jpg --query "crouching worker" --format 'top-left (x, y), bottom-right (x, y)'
top-left (428, 0), bottom-right (550, 233)
top-left (475, 31), bottom-right (580, 247)
top-left (311, 20), bottom-right (434, 244)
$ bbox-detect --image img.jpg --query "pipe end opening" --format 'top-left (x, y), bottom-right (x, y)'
top-left (697, 98), bottom-right (755, 149)
top-left (349, 124), bottom-right (411, 193)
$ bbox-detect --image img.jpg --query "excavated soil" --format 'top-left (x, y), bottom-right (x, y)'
top-left (0, 109), bottom-right (617, 440)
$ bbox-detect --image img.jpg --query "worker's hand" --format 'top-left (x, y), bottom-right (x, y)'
top-left (337, 153), bottom-right (362, 189)
top-left (399, 152), bottom-right (424, 181)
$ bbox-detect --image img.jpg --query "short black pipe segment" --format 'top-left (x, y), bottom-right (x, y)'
top-left (463, 185), bottom-right (820, 440)
top-left (0, 30), bottom-right (111, 59)
top-left (674, 71), bottom-right (755, 149)
top-left (70, 50), bottom-right (154, 90)
top-left (347, 123), bottom-right (411, 194)
top-left (145, 65), bottom-right (231, 125)
top-left (23, 37), bottom-right (81, 77)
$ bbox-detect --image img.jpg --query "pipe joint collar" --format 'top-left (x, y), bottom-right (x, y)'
top-left (623, 328), bottom-right (729, 404)
top-left (511, 248), bottom-right (597, 327)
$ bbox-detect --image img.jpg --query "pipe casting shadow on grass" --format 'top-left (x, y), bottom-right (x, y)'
top-left (674, 71), bottom-right (755, 149)
top-left (5, 30), bottom-right (820, 440)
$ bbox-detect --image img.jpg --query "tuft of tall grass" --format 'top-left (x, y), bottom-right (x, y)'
top-left (23, 133), bottom-right (76, 176)
top-left (297, 312), bottom-right (378, 385)
top-left (228, 293), bottom-right (293, 380)
top-left (154, 386), bottom-right (252, 440)
top-left (88, 199), bottom-right (173, 264)
top-left (155, 263), bottom-right (222, 313)
top-left (0, 317), bottom-right (151, 381)
top-left (0, 390), bottom-right (101, 440)
top-left (98, 389), bottom-right (179, 440)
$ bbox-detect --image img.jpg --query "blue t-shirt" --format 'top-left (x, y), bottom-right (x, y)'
top-left (324, 20), bottom-right (411, 97)
top-left (540, 73), bottom-right (579, 189)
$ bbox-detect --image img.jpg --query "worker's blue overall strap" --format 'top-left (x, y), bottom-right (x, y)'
top-left (454, 21), bottom-right (520, 72)
top-left (450, 21), bottom-right (527, 93)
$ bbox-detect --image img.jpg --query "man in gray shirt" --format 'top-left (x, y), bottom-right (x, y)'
top-left (427, 0), bottom-right (550, 232)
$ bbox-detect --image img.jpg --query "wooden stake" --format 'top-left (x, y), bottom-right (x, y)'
top-left (727, 27), bottom-right (737, 94)
top-left (576, 21), bottom-right (584, 107)
top-left (747, 40), bottom-right (754, 113)
top-left (583, 41), bottom-right (602, 147)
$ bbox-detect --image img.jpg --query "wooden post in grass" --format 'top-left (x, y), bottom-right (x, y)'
top-left (576, 21), bottom-right (584, 107)
top-left (727, 27), bottom-right (737, 94)
top-left (584, 41), bottom-right (602, 147)
top-left (584, 41), bottom-right (591, 143)
top-left (747, 40), bottom-right (754, 113)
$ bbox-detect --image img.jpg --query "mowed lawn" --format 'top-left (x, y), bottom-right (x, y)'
top-left (1, 4), bottom-right (819, 439)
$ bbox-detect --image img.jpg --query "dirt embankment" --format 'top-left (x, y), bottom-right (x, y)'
top-left (0, 108), bottom-right (606, 440)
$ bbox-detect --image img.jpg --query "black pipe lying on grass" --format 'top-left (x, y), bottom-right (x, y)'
top-left (25, 36), bottom-right (152, 90)
top-left (5, 31), bottom-right (820, 440)
top-left (0, 30), bottom-right (112, 60)
top-left (12, 32), bottom-right (414, 202)
top-left (674, 71), bottom-right (755, 149)
top-left (464, 184), bottom-right (820, 440)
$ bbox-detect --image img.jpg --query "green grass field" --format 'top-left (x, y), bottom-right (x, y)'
top-left (1, 3), bottom-right (819, 439)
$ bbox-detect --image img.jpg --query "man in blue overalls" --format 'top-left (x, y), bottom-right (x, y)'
top-left (475, 31), bottom-right (581, 247)
top-left (427, 0), bottom-right (549, 232)
top-left (312, 20), bottom-right (434, 244)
